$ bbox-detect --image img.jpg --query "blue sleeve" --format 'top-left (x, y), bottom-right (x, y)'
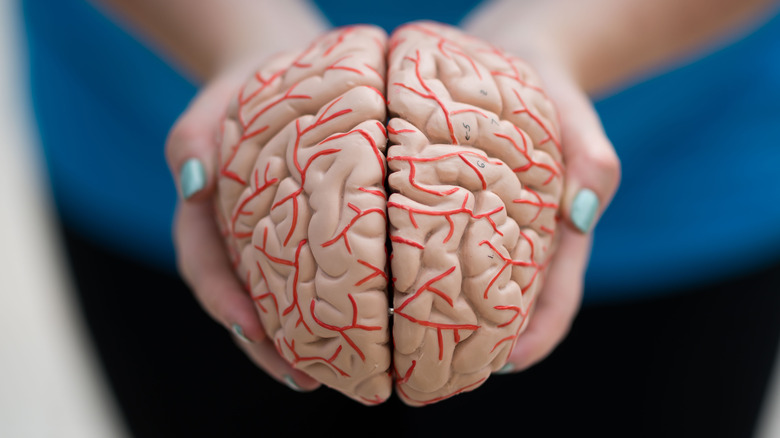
top-left (23, 0), bottom-right (780, 300)
top-left (22, 0), bottom-right (196, 270)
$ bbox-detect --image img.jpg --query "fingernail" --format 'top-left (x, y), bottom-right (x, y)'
top-left (180, 158), bottom-right (206, 199)
top-left (494, 363), bottom-right (515, 375)
top-left (231, 323), bottom-right (252, 344)
top-left (283, 374), bottom-right (305, 392)
top-left (571, 188), bottom-right (599, 233)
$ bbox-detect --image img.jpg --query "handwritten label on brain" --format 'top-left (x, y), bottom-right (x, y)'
top-left (215, 22), bottom-right (563, 406)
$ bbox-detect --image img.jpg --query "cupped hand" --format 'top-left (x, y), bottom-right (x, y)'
top-left (394, 15), bottom-right (620, 372)
top-left (166, 23), bottom-right (619, 393)
top-left (509, 59), bottom-right (621, 371)
top-left (495, 54), bottom-right (621, 372)
top-left (165, 60), bottom-right (320, 392)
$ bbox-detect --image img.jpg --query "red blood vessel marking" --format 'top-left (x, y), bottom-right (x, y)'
top-left (480, 45), bottom-right (547, 96)
top-left (450, 108), bottom-right (488, 118)
top-left (280, 338), bottom-right (350, 377)
top-left (325, 55), bottom-right (364, 76)
top-left (395, 360), bottom-right (416, 385)
top-left (386, 125), bottom-right (416, 135)
top-left (513, 188), bottom-right (559, 223)
top-left (395, 267), bottom-right (480, 360)
top-left (253, 261), bottom-right (280, 314)
top-left (402, 23), bottom-right (482, 79)
top-left (271, 97), bottom-right (351, 246)
top-left (321, 203), bottom-right (386, 254)
top-left (360, 394), bottom-right (385, 405)
top-left (320, 127), bottom-right (387, 180)
top-left (393, 50), bottom-right (458, 144)
top-left (511, 89), bottom-right (561, 154)
top-left (396, 374), bottom-right (488, 406)
top-left (358, 187), bottom-right (386, 198)
top-left (390, 235), bottom-right (424, 250)
top-left (310, 293), bottom-right (382, 361)
top-left (493, 305), bottom-right (522, 328)
top-left (323, 27), bottom-right (356, 56)
top-left (490, 295), bottom-right (536, 354)
top-left (395, 156), bottom-right (460, 197)
top-left (518, 230), bottom-right (544, 292)
top-left (479, 240), bottom-right (536, 299)
top-left (222, 80), bottom-right (313, 185)
top-left (388, 193), bottom-right (504, 243)
top-left (389, 150), bottom-right (502, 192)
top-left (364, 63), bottom-right (384, 81)
top-left (231, 163), bottom-right (279, 238)
top-left (254, 229), bottom-right (312, 334)
top-left (354, 259), bottom-right (388, 287)
top-left (494, 128), bottom-right (561, 185)
top-left (240, 69), bottom-right (284, 107)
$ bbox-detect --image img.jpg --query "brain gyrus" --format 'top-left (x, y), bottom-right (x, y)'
top-left (215, 22), bottom-right (563, 406)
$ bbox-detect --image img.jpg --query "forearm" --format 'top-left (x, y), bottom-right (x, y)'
top-left (90, 0), bottom-right (330, 82)
top-left (464, 0), bottom-right (779, 95)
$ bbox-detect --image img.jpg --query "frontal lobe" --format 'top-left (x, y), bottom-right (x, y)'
top-left (216, 25), bottom-right (392, 405)
top-left (386, 22), bottom-right (563, 406)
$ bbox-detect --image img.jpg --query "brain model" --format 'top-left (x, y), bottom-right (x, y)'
top-left (215, 22), bottom-right (563, 406)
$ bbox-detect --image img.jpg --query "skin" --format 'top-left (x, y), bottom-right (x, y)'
top-left (462, 0), bottom-right (778, 372)
top-left (92, 0), bottom-right (330, 390)
top-left (91, 0), bottom-right (778, 388)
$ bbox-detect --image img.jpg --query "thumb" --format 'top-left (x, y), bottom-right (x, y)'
top-left (550, 74), bottom-right (621, 234)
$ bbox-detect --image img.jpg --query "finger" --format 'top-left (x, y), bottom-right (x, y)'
top-left (174, 201), bottom-right (265, 343)
top-left (233, 337), bottom-right (321, 392)
top-left (165, 65), bottom-right (254, 201)
top-left (505, 226), bottom-right (590, 371)
top-left (175, 201), bottom-right (318, 389)
top-left (544, 72), bottom-right (622, 234)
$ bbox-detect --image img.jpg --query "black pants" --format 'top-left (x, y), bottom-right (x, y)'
top-left (63, 226), bottom-right (780, 438)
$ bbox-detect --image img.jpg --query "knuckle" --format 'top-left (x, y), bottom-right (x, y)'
top-left (194, 281), bottom-right (226, 325)
top-left (551, 316), bottom-right (574, 344)
top-left (165, 119), bottom-right (204, 166)
top-left (173, 251), bottom-right (224, 325)
top-left (586, 147), bottom-right (622, 190)
top-left (172, 217), bottom-right (193, 285)
top-left (591, 147), bottom-right (620, 174)
top-left (175, 252), bottom-right (193, 289)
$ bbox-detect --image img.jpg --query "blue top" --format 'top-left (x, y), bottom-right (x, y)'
top-left (21, 0), bottom-right (780, 302)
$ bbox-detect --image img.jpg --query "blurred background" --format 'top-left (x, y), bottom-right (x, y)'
top-left (0, 0), bottom-right (778, 436)
top-left (0, 1), bottom-right (128, 436)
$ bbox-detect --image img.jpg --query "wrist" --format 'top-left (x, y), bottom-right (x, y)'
top-left (214, 14), bottom-right (330, 80)
top-left (461, 1), bottom-right (586, 93)
top-left (187, 0), bottom-right (330, 82)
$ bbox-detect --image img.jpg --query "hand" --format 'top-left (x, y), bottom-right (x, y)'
top-left (459, 0), bottom-right (767, 371)
top-left (165, 59), bottom-right (321, 392)
top-left (454, 28), bottom-right (622, 371)
top-left (505, 58), bottom-right (621, 371)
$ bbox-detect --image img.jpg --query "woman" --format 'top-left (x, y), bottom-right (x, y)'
top-left (22, 0), bottom-right (780, 436)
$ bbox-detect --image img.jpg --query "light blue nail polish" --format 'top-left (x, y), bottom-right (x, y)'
top-left (180, 158), bottom-right (205, 199)
top-left (571, 188), bottom-right (599, 233)
top-left (494, 363), bottom-right (515, 375)
top-left (231, 323), bottom-right (252, 344)
top-left (284, 374), bottom-right (305, 392)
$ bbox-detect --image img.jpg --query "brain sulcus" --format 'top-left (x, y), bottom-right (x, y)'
top-left (215, 22), bottom-right (563, 406)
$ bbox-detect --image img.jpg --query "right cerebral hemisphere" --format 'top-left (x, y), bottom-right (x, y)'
top-left (215, 22), bottom-right (563, 406)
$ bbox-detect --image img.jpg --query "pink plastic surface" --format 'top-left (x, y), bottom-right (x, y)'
top-left (215, 22), bottom-right (563, 406)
